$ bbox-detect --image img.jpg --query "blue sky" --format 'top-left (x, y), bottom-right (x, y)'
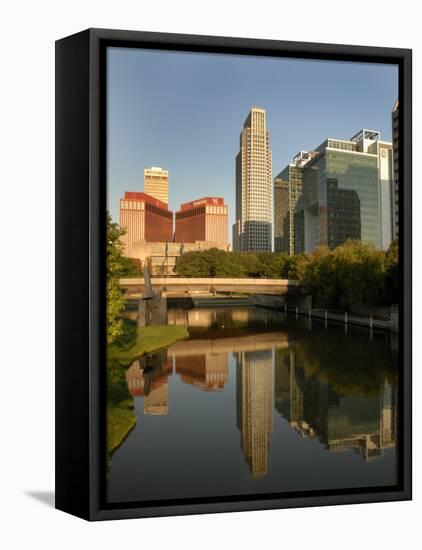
top-left (107, 47), bottom-right (398, 234)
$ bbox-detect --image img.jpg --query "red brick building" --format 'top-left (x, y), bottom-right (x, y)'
top-left (119, 192), bottom-right (173, 257)
top-left (175, 197), bottom-right (228, 247)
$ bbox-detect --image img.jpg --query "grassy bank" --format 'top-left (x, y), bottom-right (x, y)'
top-left (107, 320), bottom-right (188, 456)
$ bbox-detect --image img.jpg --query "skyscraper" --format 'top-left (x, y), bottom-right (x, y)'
top-left (144, 166), bottom-right (169, 205)
top-left (273, 153), bottom-right (314, 254)
top-left (233, 107), bottom-right (272, 252)
top-left (392, 101), bottom-right (399, 240)
top-left (273, 178), bottom-right (290, 252)
top-left (274, 130), bottom-right (393, 253)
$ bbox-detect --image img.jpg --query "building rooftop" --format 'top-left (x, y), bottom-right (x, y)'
top-left (123, 191), bottom-right (169, 210)
top-left (350, 129), bottom-right (381, 142)
top-left (179, 197), bottom-right (225, 212)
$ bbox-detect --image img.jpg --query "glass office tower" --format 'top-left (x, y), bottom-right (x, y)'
top-left (274, 130), bottom-right (392, 253)
top-left (274, 163), bottom-right (306, 254)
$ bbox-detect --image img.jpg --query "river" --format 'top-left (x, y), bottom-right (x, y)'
top-left (107, 305), bottom-right (399, 504)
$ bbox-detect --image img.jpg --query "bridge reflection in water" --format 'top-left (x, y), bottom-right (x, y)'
top-left (108, 306), bottom-right (398, 503)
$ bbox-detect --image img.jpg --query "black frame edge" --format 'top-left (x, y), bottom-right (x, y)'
top-left (400, 48), bottom-right (412, 502)
top-left (55, 29), bottom-right (92, 521)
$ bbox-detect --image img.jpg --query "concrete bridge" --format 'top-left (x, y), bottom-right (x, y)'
top-left (120, 277), bottom-right (297, 296)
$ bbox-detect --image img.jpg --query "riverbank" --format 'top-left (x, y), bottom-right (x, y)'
top-left (107, 320), bottom-right (188, 457)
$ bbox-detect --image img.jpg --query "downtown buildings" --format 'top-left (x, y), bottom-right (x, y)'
top-left (274, 129), bottom-right (395, 254)
top-left (120, 109), bottom-right (397, 261)
top-left (233, 107), bottom-right (273, 252)
top-left (119, 170), bottom-right (229, 271)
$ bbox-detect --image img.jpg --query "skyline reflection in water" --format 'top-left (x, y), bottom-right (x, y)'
top-left (107, 306), bottom-right (398, 504)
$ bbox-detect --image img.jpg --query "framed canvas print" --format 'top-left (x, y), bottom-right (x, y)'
top-left (55, 28), bottom-right (412, 521)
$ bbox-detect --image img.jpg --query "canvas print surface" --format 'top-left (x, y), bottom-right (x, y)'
top-left (105, 47), bottom-right (399, 504)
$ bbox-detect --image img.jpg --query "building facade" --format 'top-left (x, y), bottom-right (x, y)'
top-left (274, 130), bottom-right (393, 254)
top-left (273, 155), bottom-right (310, 254)
top-left (175, 196), bottom-right (228, 248)
top-left (392, 101), bottom-right (399, 240)
top-left (144, 166), bottom-right (169, 205)
top-left (233, 107), bottom-right (272, 252)
top-left (119, 191), bottom-right (173, 257)
top-left (273, 178), bottom-right (290, 252)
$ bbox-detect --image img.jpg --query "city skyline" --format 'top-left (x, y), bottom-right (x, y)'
top-left (107, 47), bottom-right (398, 239)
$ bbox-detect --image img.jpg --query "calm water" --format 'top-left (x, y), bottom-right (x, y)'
top-left (107, 306), bottom-right (399, 504)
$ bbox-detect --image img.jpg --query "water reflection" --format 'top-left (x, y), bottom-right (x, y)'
top-left (126, 351), bottom-right (173, 415)
top-left (108, 306), bottom-right (398, 503)
top-left (236, 350), bottom-right (273, 479)
top-left (175, 352), bottom-right (228, 391)
top-left (274, 348), bottom-right (397, 462)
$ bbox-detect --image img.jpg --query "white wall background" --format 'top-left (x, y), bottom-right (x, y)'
top-left (0, 1), bottom-right (419, 548)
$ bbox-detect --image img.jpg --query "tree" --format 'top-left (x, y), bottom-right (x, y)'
top-left (384, 239), bottom-right (399, 304)
top-left (300, 241), bottom-right (386, 309)
top-left (174, 249), bottom-right (293, 279)
top-left (284, 253), bottom-right (310, 280)
top-left (106, 213), bottom-right (127, 344)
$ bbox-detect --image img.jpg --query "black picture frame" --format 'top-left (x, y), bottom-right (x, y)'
top-left (55, 28), bottom-right (412, 521)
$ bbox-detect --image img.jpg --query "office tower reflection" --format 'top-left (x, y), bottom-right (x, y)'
top-left (274, 348), bottom-right (397, 460)
top-left (236, 350), bottom-right (273, 479)
top-left (175, 352), bottom-right (228, 391)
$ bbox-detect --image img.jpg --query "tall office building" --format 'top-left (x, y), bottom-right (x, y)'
top-left (392, 101), bottom-right (399, 239)
top-left (273, 152), bottom-right (319, 254)
top-left (119, 191), bottom-right (173, 257)
top-left (233, 107), bottom-right (272, 252)
top-left (144, 166), bottom-right (169, 205)
top-left (274, 129), bottom-right (393, 253)
top-left (372, 138), bottom-right (394, 251)
top-left (175, 196), bottom-right (228, 248)
top-left (273, 178), bottom-right (290, 252)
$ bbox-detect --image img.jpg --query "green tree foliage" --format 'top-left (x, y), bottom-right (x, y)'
top-left (300, 240), bottom-right (387, 309)
top-left (173, 240), bottom-right (399, 309)
top-left (384, 239), bottom-right (399, 304)
top-left (119, 256), bottom-right (143, 277)
top-left (175, 248), bottom-right (291, 278)
top-left (283, 253), bottom-right (311, 280)
top-left (106, 213), bottom-right (127, 344)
